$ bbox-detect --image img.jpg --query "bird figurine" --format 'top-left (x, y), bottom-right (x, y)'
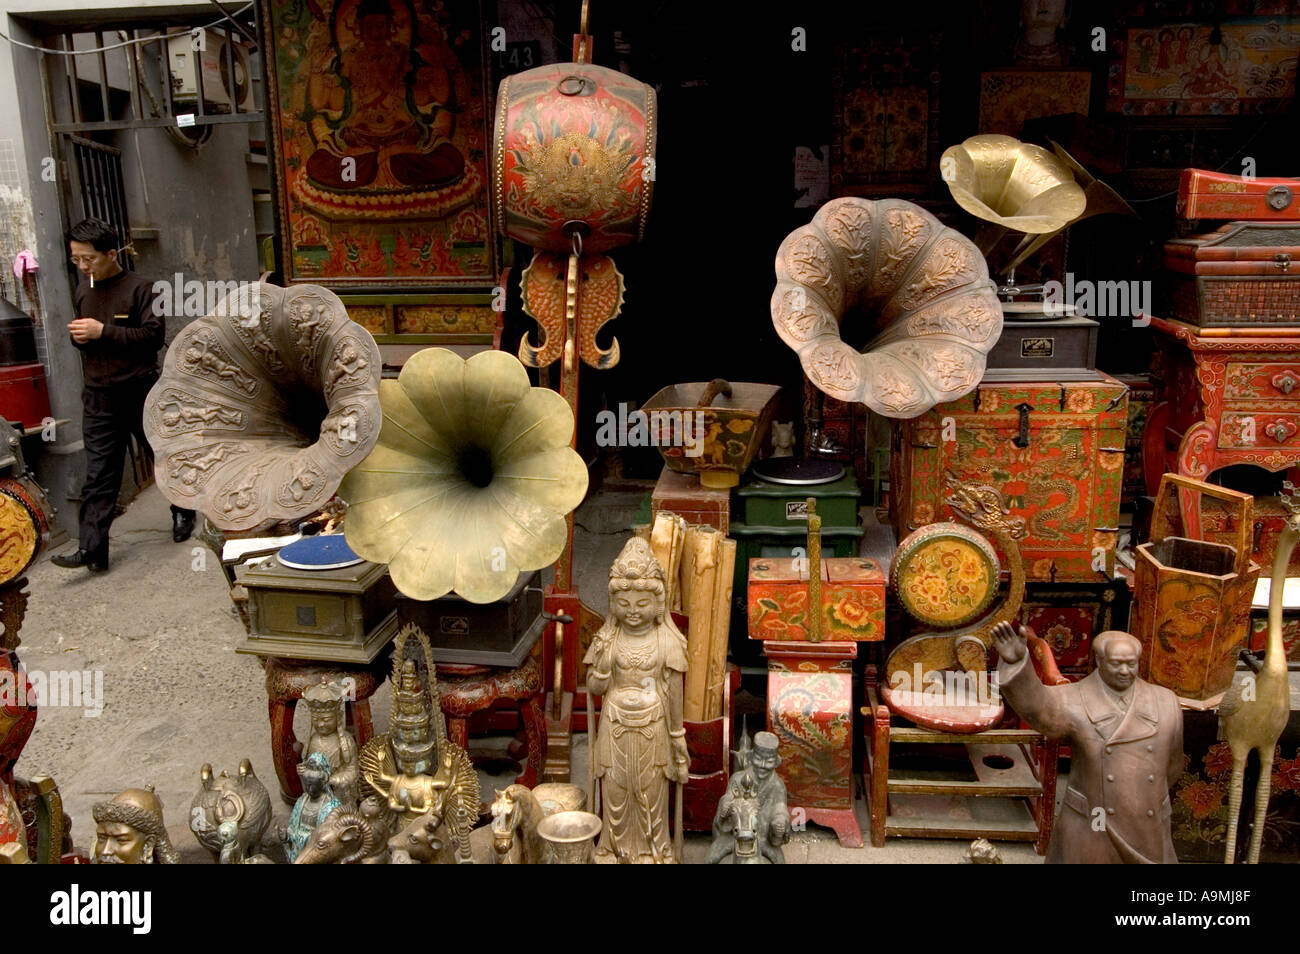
top-left (1219, 481), bottom-right (1299, 864)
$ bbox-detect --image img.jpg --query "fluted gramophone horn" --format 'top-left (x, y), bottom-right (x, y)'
top-left (339, 347), bottom-right (588, 604)
top-left (771, 197), bottom-right (1003, 420)
top-left (941, 134), bottom-right (1086, 272)
top-left (145, 282), bottom-right (382, 531)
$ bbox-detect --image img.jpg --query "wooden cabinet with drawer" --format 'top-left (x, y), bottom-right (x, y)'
top-left (890, 375), bottom-right (1128, 583)
top-left (1143, 318), bottom-right (1300, 572)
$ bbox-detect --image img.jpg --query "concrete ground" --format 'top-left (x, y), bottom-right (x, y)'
top-left (14, 483), bottom-right (1043, 864)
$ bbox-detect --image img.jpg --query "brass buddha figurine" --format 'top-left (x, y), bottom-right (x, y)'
top-left (303, 681), bottom-right (360, 811)
top-left (359, 624), bottom-right (479, 862)
top-left (91, 788), bottom-right (179, 864)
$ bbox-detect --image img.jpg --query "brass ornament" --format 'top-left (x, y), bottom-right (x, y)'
top-left (145, 282), bottom-right (382, 531)
top-left (940, 134), bottom-right (1086, 238)
top-left (340, 347), bottom-right (588, 604)
top-left (358, 623), bottom-right (479, 863)
top-left (91, 787), bottom-right (179, 864)
top-left (771, 197), bottom-right (1002, 419)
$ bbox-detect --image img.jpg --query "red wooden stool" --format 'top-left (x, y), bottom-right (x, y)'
top-left (264, 656), bottom-right (388, 804)
top-left (438, 654), bottom-right (547, 788)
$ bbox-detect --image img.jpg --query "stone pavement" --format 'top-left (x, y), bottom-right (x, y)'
top-left (14, 484), bottom-right (1042, 864)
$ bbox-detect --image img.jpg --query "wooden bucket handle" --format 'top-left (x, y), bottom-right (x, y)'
top-left (1151, 473), bottom-right (1254, 576)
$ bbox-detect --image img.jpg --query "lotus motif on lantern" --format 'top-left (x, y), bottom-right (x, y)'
top-left (340, 348), bottom-right (588, 603)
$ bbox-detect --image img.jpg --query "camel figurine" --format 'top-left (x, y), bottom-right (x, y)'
top-left (1219, 482), bottom-right (1299, 864)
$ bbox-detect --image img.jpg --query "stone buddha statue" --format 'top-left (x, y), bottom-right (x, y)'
top-left (359, 624), bottom-right (479, 862)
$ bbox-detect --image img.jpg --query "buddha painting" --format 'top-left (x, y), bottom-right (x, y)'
top-left (268, 0), bottom-right (493, 283)
top-left (303, 0), bottom-right (466, 193)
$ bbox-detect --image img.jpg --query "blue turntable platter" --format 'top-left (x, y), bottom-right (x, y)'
top-left (277, 534), bottom-right (364, 571)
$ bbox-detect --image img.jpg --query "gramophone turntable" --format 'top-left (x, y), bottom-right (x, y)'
top-left (941, 134), bottom-right (1135, 382)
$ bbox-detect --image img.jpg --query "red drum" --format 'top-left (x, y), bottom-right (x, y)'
top-left (0, 476), bottom-right (50, 584)
top-left (493, 63), bottom-right (656, 254)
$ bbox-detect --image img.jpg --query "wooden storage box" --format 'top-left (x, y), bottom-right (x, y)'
top-left (1164, 222), bottom-right (1300, 327)
top-left (747, 556), bottom-right (886, 642)
top-left (237, 557), bottom-right (398, 663)
top-left (650, 467), bottom-right (730, 534)
top-left (890, 375), bottom-right (1128, 582)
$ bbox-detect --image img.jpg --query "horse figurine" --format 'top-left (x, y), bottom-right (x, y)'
top-left (491, 784), bottom-right (546, 864)
top-left (706, 771), bottom-right (776, 864)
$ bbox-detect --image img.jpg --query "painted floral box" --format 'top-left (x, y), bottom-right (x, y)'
top-left (747, 556), bottom-right (886, 642)
top-left (890, 376), bottom-right (1128, 582)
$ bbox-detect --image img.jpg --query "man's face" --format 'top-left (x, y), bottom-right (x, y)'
top-left (1098, 642), bottom-right (1140, 693)
top-left (93, 821), bottom-right (149, 864)
top-left (69, 241), bottom-right (119, 282)
top-left (752, 753), bottom-right (778, 780)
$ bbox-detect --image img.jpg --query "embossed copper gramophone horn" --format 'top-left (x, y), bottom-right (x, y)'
top-left (144, 283), bottom-right (382, 531)
top-left (771, 197), bottom-right (1003, 419)
top-left (940, 134), bottom-right (1086, 274)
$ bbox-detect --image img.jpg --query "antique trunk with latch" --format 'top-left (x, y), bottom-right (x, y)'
top-left (236, 557), bottom-right (398, 663)
top-left (890, 375), bottom-right (1128, 582)
top-left (396, 571), bottom-right (544, 667)
top-left (1163, 222), bottom-right (1300, 327)
top-left (1177, 168), bottom-right (1300, 223)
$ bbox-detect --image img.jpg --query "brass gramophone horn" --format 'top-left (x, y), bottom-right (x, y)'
top-left (144, 282), bottom-right (382, 531)
top-left (340, 348), bottom-right (588, 604)
top-left (771, 197), bottom-right (1003, 419)
top-left (940, 134), bottom-right (1086, 270)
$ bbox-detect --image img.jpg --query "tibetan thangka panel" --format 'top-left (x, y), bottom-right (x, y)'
top-left (262, 0), bottom-right (495, 286)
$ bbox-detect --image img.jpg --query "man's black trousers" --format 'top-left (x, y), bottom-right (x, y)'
top-left (79, 374), bottom-right (194, 557)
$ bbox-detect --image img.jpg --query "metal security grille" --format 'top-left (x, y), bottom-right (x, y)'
top-left (64, 135), bottom-right (133, 270)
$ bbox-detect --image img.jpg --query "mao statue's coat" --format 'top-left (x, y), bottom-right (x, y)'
top-left (998, 655), bottom-right (1183, 864)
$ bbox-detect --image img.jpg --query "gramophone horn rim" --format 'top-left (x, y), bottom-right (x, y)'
top-left (144, 282), bottom-right (383, 531)
top-left (941, 134), bottom-right (1086, 235)
top-left (771, 197), bottom-right (1003, 420)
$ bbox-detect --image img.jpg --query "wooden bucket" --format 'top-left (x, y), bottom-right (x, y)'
top-left (1132, 474), bottom-right (1260, 707)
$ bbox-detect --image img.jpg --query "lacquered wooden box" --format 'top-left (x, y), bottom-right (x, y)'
top-left (747, 556), bottom-right (886, 642)
top-left (650, 467), bottom-right (730, 534)
top-left (890, 375), bottom-right (1128, 582)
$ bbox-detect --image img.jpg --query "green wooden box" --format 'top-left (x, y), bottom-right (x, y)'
top-left (733, 472), bottom-right (862, 528)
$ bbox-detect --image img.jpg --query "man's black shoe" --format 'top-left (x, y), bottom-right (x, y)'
top-left (172, 511), bottom-right (195, 543)
top-left (51, 549), bottom-right (109, 572)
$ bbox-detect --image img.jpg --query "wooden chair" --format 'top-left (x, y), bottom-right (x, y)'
top-left (862, 627), bottom-right (1066, 854)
